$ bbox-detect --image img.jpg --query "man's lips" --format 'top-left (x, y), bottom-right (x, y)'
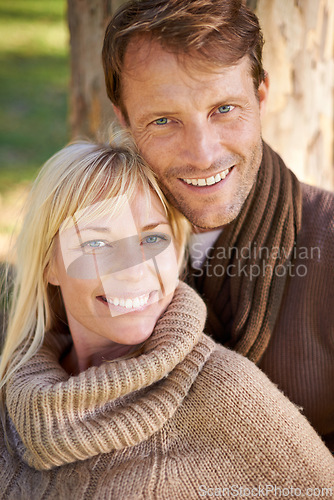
top-left (180, 166), bottom-right (234, 187)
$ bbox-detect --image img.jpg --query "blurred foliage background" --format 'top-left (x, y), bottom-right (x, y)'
top-left (0, 0), bottom-right (69, 258)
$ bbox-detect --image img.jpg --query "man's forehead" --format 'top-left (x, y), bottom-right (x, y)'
top-left (123, 36), bottom-right (252, 83)
top-left (124, 35), bottom-right (160, 70)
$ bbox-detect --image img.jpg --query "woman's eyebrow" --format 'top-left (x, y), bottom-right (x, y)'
top-left (77, 226), bottom-right (111, 233)
top-left (141, 222), bottom-right (170, 231)
top-left (72, 222), bottom-right (170, 234)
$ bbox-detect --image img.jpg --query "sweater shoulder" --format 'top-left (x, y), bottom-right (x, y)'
top-left (198, 341), bottom-right (315, 419)
top-left (301, 182), bottom-right (334, 211)
top-left (189, 341), bottom-right (334, 466)
top-left (196, 341), bottom-right (287, 407)
top-left (300, 183), bottom-right (334, 232)
top-left (298, 183), bottom-right (334, 266)
top-left (202, 342), bottom-right (281, 395)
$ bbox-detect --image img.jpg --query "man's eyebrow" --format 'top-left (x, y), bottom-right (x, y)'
top-left (138, 109), bottom-right (179, 123)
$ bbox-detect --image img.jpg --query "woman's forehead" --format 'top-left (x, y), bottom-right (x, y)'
top-left (59, 190), bottom-right (168, 236)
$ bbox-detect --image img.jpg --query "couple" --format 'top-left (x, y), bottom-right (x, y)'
top-left (0, 0), bottom-right (333, 498)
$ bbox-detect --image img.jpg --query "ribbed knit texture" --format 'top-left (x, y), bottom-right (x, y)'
top-left (1, 283), bottom-right (334, 499)
top-left (258, 182), bottom-right (334, 450)
top-left (192, 141), bottom-right (302, 362)
top-left (189, 144), bottom-right (334, 449)
top-left (5, 282), bottom-right (210, 470)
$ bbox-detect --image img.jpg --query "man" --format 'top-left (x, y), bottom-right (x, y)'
top-left (102, 0), bottom-right (334, 450)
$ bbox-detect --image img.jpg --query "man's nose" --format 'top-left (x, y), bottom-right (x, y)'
top-left (181, 122), bottom-right (221, 170)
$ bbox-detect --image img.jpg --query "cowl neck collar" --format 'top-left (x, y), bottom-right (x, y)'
top-left (6, 282), bottom-right (215, 470)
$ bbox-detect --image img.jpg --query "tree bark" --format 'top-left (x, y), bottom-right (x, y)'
top-left (255, 0), bottom-right (334, 190)
top-left (67, 0), bottom-right (117, 141)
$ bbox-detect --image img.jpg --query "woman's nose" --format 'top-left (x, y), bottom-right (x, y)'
top-left (109, 241), bottom-right (146, 282)
top-left (113, 260), bottom-right (146, 282)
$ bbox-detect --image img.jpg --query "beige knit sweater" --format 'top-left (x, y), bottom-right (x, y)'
top-left (1, 283), bottom-right (333, 499)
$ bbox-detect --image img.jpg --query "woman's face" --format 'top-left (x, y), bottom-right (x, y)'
top-left (49, 191), bottom-right (179, 364)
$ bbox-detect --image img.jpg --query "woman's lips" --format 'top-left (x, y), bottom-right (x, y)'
top-left (97, 290), bottom-right (160, 313)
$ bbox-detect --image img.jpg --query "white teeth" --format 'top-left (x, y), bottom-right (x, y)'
top-left (125, 299), bottom-right (132, 309)
top-left (206, 176), bottom-right (216, 186)
top-left (102, 293), bottom-right (149, 309)
top-left (183, 167), bottom-right (231, 187)
top-left (132, 297), bottom-right (140, 308)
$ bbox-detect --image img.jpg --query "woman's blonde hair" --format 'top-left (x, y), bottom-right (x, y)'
top-left (0, 139), bottom-right (190, 398)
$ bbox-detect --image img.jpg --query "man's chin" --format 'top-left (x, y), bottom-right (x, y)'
top-left (186, 203), bottom-right (244, 230)
top-left (160, 182), bottom-right (248, 229)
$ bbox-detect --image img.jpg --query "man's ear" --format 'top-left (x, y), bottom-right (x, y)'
top-left (113, 104), bottom-right (128, 128)
top-left (258, 71), bottom-right (269, 117)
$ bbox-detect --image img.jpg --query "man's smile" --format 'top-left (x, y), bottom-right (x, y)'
top-left (181, 166), bottom-right (233, 187)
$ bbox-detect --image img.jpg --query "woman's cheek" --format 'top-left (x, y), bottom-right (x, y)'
top-left (153, 245), bottom-right (179, 297)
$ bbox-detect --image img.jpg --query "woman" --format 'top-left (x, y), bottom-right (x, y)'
top-left (0, 141), bottom-right (333, 499)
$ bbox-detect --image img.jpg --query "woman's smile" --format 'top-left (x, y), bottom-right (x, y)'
top-left (97, 289), bottom-right (160, 312)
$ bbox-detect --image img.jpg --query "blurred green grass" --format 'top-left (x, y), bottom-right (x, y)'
top-left (0, 0), bottom-right (69, 328)
top-left (0, 0), bottom-right (69, 193)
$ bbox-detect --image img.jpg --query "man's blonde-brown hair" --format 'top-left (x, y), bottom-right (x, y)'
top-left (102, 0), bottom-right (264, 119)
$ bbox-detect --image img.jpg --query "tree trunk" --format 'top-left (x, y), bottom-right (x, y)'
top-left (255, 0), bottom-right (334, 190)
top-left (67, 0), bottom-right (120, 141)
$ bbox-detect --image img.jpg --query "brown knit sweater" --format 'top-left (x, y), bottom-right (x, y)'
top-left (259, 182), bottom-right (334, 450)
top-left (190, 144), bottom-right (334, 451)
top-left (1, 283), bottom-right (333, 499)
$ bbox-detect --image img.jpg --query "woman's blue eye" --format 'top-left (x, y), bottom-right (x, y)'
top-left (217, 105), bottom-right (233, 114)
top-left (144, 235), bottom-right (160, 244)
top-left (142, 234), bottom-right (168, 245)
top-left (154, 117), bottom-right (169, 125)
top-left (82, 240), bottom-right (106, 249)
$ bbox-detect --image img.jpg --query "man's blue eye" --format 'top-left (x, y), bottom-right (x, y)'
top-left (154, 117), bottom-right (168, 125)
top-left (217, 105), bottom-right (232, 114)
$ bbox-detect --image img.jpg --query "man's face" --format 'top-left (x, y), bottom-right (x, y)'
top-left (117, 39), bottom-right (268, 229)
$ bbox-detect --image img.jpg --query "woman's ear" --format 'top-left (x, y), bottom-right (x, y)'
top-left (47, 263), bottom-right (60, 286)
top-left (46, 236), bottom-right (61, 286)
